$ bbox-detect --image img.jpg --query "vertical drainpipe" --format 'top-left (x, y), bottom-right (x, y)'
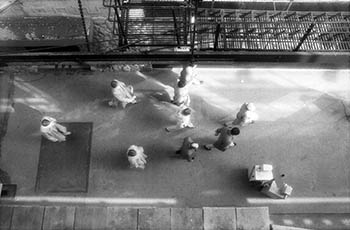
top-left (77, 0), bottom-right (91, 52)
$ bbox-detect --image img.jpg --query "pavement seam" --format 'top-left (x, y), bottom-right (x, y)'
top-left (0, 72), bottom-right (15, 158)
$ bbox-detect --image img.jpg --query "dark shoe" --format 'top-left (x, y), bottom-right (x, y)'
top-left (165, 127), bottom-right (170, 132)
top-left (204, 145), bottom-right (212, 150)
top-left (175, 150), bottom-right (181, 154)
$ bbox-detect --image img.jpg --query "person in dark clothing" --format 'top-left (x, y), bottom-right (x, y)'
top-left (204, 127), bottom-right (240, 151)
top-left (176, 137), bottom-right (199, 162)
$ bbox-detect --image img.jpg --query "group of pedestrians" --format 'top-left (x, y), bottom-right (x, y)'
top-left (40, 63), bottom-right (258, 169)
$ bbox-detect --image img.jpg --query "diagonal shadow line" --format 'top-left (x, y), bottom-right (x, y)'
top-left (0, 72), bottom-right (15, 158)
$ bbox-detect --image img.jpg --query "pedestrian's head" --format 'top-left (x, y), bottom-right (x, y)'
top-left (178, 80), bottom-right (186, 88)
top-left (127, 149), bottom-right (137, 157)
top-left (111, 80), bottom-right (118, 88)
top-left (41, 119), bottom-right (50, 127)
top-left (190, 142), bottom-right (199, 150)
top-left (181, 108), bottom-right (191, 116)
top-left (230, 127), bottom-right (240, 136)
top-left (246, 103), bottom-right (256, 111)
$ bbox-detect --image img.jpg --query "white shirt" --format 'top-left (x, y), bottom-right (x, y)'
top-left (127, 145), bottom-right (147, 169)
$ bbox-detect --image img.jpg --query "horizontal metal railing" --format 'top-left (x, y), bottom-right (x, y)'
top-left (102, 2), bottom-right (350, 52)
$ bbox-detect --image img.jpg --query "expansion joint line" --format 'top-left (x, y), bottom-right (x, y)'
top-left (0, 73), bottom-right (15, 158)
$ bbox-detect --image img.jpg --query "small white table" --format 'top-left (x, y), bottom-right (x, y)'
top-left (248, 164), bottom-right (274, 182)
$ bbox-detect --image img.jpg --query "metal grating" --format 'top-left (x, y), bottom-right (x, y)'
top-left (197, 10), bottom-right (350, 51)
top-left (103, 1), bottom-right (350, 52)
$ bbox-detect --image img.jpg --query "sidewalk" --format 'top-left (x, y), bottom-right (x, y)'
top-left (0, 66), bottom-right (349, 216)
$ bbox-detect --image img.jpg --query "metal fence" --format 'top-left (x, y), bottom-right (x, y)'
top-left (103, 0), bottom-right (350, 52)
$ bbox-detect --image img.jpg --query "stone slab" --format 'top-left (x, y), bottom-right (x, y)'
top-left (236, 207), bottom-right (270, 230)
top-left (42, 206), bottom-right (75, 230)
top-left (75, 207), bottom-right (107, 230)
top-left (106, 207), bottom-right (137, 230)
top-left (138, 208), bottom-right (171, 230)
top-left (271, 225), bottom-right (314, 230)
top-left (171, 208), bottom-right (203, 230)
top-left (11, 206), bottom-right (44, 230)
top-left (36, 122), bottom-right (93, 193)
top-left (0, 206), bottom-right (13, 230)
top-left (203, 207), bottom-right (236, 230)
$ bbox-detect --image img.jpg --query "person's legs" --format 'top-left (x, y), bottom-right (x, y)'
top-left (130, 96), bottom-right (137, 104)
top-left (55, 131), bottom-right (66, 142)
top-left (126, 86), bottom-right (137, 103)
top-left (136, 159), bottom-right (146, 169)
top-left (120, 101), bottom-right (128, 109)
top-left (185, 121), bottom-right (195, 128)
top-left (109, 97), bottom-right (118, 107)
top-left (165, 125), bottom-right (178, 132)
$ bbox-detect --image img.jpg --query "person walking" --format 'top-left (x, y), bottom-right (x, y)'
top-left (235, 102), bottom-right (258, 126)
top-left (175, 136), bottom-right (199, 162)
top-left (204, 126), bottom-right (240, 151)
top-left (173, 80), bottom-right (190, 107)
top-left (225, 103), bottom-right (258, 127)
top-left (108, 79), bottom-right (137, 108)
top-left (179, 63), bottom-right (203, 85)
top-left (165, 107), bottom-right (194, 132)
top-left (127, 145), bottom-right (147, 169)
top-left (40, 116), bottom-right (71, 142)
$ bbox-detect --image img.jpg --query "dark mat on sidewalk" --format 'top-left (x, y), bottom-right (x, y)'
top-left (36, 122), bottom-right (93, 193)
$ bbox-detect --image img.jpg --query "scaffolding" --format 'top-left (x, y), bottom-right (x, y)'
top-left (103, 1), bottom-right (350, 52)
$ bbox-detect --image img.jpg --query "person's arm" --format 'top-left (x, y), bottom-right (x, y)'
top-left (55, 123), bottom-right (67, 134)
top-left (42, 132), bottom-right (57, 142)
top-left (215, 127), bottom-right (222, 136)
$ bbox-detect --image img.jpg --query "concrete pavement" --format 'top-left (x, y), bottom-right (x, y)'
top-left (0, 65), bottom-right (349, 229)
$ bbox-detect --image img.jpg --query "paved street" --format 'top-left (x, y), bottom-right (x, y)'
top-left (0, 65), bottom-right (349, 229)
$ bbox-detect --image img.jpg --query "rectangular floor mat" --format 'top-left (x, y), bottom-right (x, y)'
top-left (36, 122), bottom-right (93, 193)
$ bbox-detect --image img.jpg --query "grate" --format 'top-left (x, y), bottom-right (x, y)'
top-left (103, 1), bottom-right (350, 52)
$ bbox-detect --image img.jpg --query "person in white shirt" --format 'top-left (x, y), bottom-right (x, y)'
top-left (173, 80), bottom-right (190, 107)
top-left (108, 79), bottom-right (137, 109)
top-left (127, 145), bottom-right (147, 169)
top-left (236, 102), bottom-right (258, 126)
top-left (225, 102), bottom-right (258, 127)
top-left (165, 107), bottom-right (194, 132)
top-left (40, 116), bottom-right (71, 142)
top-left (179, 63), bottom-right (203, 86)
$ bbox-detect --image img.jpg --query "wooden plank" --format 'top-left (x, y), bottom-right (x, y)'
top-left (11, 206), bottom-right (44, 230)
top-left (236, 207), bottom-right (270, 230)
top-left (138, 208), bottom-right (170, 230)
top-left (42, 206), bottom-right (75, 230)
top-left (75, 207), bottom-right (107, 230)
top-left (106, 207), bottom-right (137, 230)
top-left (0, 206), bottom-right (13, 230)
top-left (171, 208), bottom-right (203, 230)
top-left (203, 207), bottom-right (236, 230)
